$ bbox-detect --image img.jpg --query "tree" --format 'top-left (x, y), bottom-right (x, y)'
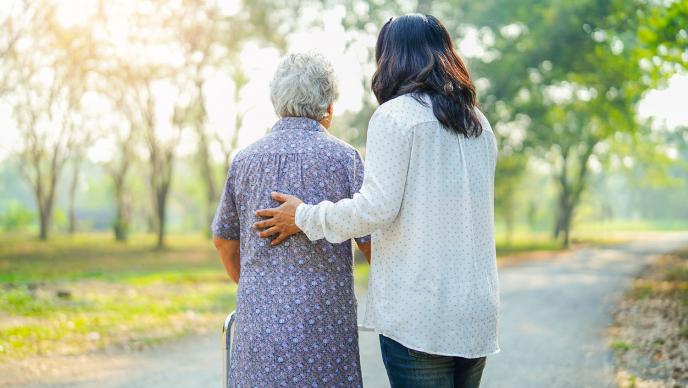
top-left (464, 0), bottom-right (647, 247)
top-left (5, 1), bottom-right (94, 240)
top-left (96, 72), bottom-right (138, 241)
top-left (113, 0), bottom-right (192, 248)
top-left (216, 67), bottom-right (247, 175)
top-left (0, 0), bottom-right (35, 95)
top-left (494, 152), bottom-right (527, 244)
top-left (135, 70), bottom-right (183, 249)
top-left (173, 0), bottom-right (321, 235)
top-left (172, 0), bottom-right (238, 236)
top-left (63, 63), bottom-right (96, 236)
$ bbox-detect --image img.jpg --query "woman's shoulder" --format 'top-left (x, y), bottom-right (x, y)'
top-left (323, 133), bottom-right (358, 153)
top-left (473, 107), bottom-right (495, 137)
top-left (318, 134), bottom-right (361, 167)
top-left (376, 93), bottom-right (428, 115)
top-left (374, 93), bottom-right (432, 124)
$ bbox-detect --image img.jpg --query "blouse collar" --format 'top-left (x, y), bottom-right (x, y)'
top-left (271, 117), bottom-right (325, 133)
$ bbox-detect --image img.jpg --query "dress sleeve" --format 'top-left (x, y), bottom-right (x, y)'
top-left (296, 109), bottom-right (412, 243)
top-left (211, 161), bottom-right (241, 240)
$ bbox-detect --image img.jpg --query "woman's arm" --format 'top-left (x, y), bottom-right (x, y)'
top-left (212, 160), bottom-right (241, 282)
top-left (213, 237), bottom-right (241, 283)
top-left (254, 108), bottom-right (412, 244)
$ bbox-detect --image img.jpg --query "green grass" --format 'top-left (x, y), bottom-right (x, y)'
top-left (0, 233), bottom-right (237, 360)
top-left (0, 233), bottom-right (218, 283)
top-left (496, 237), bottom-right (563, 257)
top-left (0, 233), bottom-right (375, 361)
top-left (665, 265), bottom-right (688, 283)
top-left (611, 340), bottom-right (636, 352)
top-left (575, 219), bottom-right (688, 232)
top-left (629, 283), bottom-right (654, 300)
top-left (494, 231), bottom-right (622, 258)
top-left (680, 325), bottom-right (688, 339)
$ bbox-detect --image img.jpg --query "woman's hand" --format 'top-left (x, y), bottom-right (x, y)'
top-left (253, 192), bottom-right (304, 246)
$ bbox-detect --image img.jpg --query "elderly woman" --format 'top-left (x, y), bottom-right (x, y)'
top-left (212, 52), bottom-right (371, 387)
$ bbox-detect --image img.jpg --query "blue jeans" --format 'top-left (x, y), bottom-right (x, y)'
top-left (379, 335), bottom-right (486, 388)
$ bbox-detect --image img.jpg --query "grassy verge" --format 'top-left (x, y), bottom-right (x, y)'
top-left (0, 233), bottom-right (374, 361)
top-left (611, 248), bottom-right (688, 387)
top-left (496, 236), bottom-right (563, 257)
top-left (0, 233), bottom-right (237, 361)
top-left (494, 231), bottom-right (622, 258)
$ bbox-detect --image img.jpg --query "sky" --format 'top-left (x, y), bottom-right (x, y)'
top-left (0, 0), bottom-right (686, 163)
top-left (637, 74), bottom-right (688, 129)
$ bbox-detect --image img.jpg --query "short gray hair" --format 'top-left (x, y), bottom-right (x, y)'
top-left (270, 52), bottom-right (338, 121)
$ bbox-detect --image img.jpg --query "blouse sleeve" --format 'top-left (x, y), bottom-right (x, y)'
top-left (296, 109), bottom-right (412, 244)
top-left (351, 151), bottom-right (371, 245)
top-left (211, 161), bottom-right (241, 240)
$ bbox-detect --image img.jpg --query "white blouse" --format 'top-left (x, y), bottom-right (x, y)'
top-left (296, 94), bottom-right (499, 358)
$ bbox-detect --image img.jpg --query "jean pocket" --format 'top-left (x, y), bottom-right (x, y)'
top-left (407, 348), bottom-right (442, 359)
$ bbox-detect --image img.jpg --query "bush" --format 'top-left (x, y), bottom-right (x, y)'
top-left (0, 201), bottom-right (35, 232)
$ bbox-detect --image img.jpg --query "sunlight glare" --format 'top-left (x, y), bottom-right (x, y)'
top-left (217, 0), bottom-right (241, 16)
top-left (638, 74), bottom-right (688, 129)
top-left (55, 0), bottom-right (96, 27)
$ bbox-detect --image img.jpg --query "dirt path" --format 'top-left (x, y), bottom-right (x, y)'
top-left (0, 334), bottom-right (219, 388)
top-left (3, 232), bottom-right (686, 388)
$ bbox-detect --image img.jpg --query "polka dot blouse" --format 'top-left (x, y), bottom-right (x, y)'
top-left (296, 94), bottom-right (500, 358)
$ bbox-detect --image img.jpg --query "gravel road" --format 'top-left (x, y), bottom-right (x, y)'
top-left (481, 232), bottom-right (688, 388)
top-left (4, 232), bottom-right (686, 388)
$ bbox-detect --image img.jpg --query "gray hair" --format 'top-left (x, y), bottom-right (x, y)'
top-left (270, 52), bottom-right (339, 121)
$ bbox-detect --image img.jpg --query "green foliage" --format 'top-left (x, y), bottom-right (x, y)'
top-left (494, 153), bottom-right (528, 241)
top-left (454, 0), bottom-right (667, 246)
top-left (0, 201), bottom-right (35, 232)
top-left (637, 0), bottom-right (688, 82)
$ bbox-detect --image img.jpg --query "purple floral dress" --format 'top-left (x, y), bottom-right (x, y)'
top-left (212, 117), bottom-right (369, 387)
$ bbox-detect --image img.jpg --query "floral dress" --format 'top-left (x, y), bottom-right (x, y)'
top-left (212, 117), bottom-right (369, 387)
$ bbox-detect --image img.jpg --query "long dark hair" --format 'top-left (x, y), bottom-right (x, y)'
top-left (372, 14), bottom-right (482, 137)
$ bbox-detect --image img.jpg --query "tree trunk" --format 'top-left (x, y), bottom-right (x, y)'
top-left (152, 156), bottom-right (174, 249)
top-left (34, 177), bottom-right (57, 241)
top-left (68, 158), bottom-right (81, 235)
top-left (140, 86), bottom-right (177, 249)
top-left (38, 194), bottom-right (56, 241)
top-left (196, 128), bottom-right (217, 238)
top-left (114, 206), bottom-right (128, 241)
top-left (553, 141), bottom-right (596, 248)
top-left (553, 148), bottom-right (570, 243)
top-left (191, 75), bottom-right (222, 238)
top-left (38, 206), bottom-right (49, 240)
top-left (155, 187), bottom-right (168, 249)
top-left (555, 201), bottom-right (574, 248)
top-left (113, 173), bottom-right (129, 242)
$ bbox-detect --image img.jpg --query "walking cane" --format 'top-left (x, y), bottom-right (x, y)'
top-left (222, 311), bottom-right (236, 388)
